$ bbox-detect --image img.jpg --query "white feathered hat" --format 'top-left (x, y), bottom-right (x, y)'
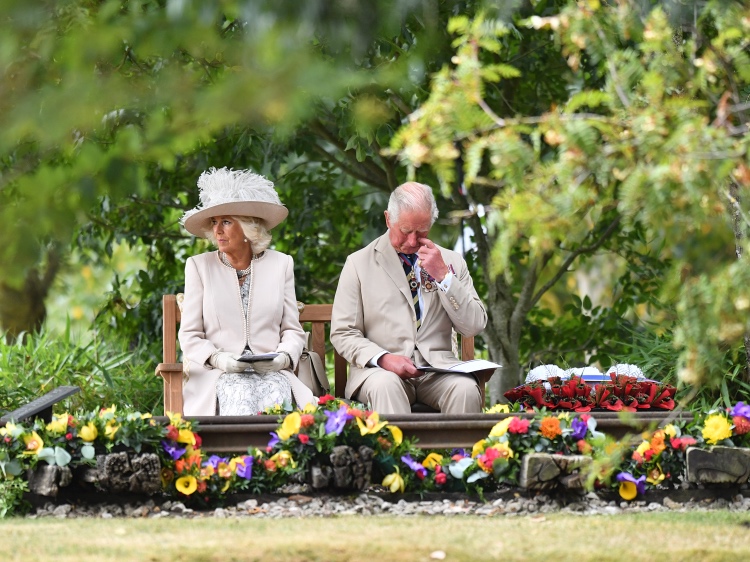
top-left (181, 167), bottom-right (288, 237)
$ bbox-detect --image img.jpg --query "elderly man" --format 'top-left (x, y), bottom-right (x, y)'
top-left (331, 181), bottom-right (489, 414)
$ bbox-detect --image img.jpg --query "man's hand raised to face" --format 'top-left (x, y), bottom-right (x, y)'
top-left (417, 238), bottom-right (450, 282)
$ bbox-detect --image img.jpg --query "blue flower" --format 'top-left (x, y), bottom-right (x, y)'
top-left (161, 440), bottom-right (186, 461)
top-left (267, 432), bottom-right (280, 448)
top-left (236, 457), bottom-right (253, 480)
top-left (401, 454), bottom-right (427, 479)
top-left (616, 472), bottom-right (646, 500)
top-left (731, 401), bottom-right (750, 420)
top-left (205, 454), bottom-right (228, 469)
top-left (571, 417), bottom-right (588, 440)
top-left (324, 405), bottom-right (353, 435)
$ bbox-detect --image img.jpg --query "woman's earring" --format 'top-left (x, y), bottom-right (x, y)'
top-left (244, 238), bottom-right (248, 243)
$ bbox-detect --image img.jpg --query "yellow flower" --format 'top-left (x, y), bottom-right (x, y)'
top-left (46, 413), bottom-right (70, 434)
top-left (485, 403), bottom-right (510, 414)
top-left (489, 417), bottom-right (513, 437)
top-left (277, 412), bottom-right (302, 441)
top-left (646, 465), bottom-right (665, 486)
top-left (270, 450), bottom-right (297, 469)
top-left (387, 425), bottom-right (403, 445)
top-left (556, 412), bottom-right (571, 421)
top-left (356, 412), bottom-right (387, 436)
top-left (663, 424), bottom-right (677, 438)
top-left (619, 481), bottom-right (638, 501)
top-left (422, 452), bottom-right (443, 470)
top-left (141, 413), bottom-right (153, 420)
top-left (99, 405), bottom-right (117, 418)
top-left (104, 422), bottom-right (120, 440)
top-left (167, 412), bottom-right (183, 426)
top-left (0, 422), bottom-right (17, 436)
top-left (177, 429), bottom-right (196, 445)
top-left (702, 414), bottom-right (733, 445)
top-left (175, 475), bottom-right (198, 495)
top-left (382, 470), bottom-right (405, 493)
top-left (472, 439), bottom-right (487, 458)
top-left (635, 440), bottom-right (650, 456)
top-left (303, 403), bottom-right (317, 414)
top-left (200, 465), bottom-right (215, 479)
top-left (490, 441), bottom-right (514, 459)
top-left (79, 422), bottom-right (98, 442)
top-left (22, 431), bottom-right (44, 455)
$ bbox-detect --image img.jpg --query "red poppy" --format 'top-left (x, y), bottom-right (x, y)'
top-left (298, 434), bottom-right (310, 444)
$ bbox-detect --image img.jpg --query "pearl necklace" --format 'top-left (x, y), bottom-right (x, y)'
top-left (219, 251), bottom-right (252, 278)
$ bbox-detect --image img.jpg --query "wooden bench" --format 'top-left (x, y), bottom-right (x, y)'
top-left (155, 294), bottom-right (476, 415)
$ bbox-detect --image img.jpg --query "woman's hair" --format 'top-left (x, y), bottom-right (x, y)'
top-left (204, 216), bottom-right (272, 254)
top-left (387, 182), bottom-right (439, 225)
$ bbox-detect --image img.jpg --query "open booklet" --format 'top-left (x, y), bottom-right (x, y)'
top-left (416, 359), bottom-right (501, 374)
top-left (237, 352), bottom-right (279, 363)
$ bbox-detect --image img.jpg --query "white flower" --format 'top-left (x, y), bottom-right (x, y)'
top-left (525, 364), bottom-right (567, 384)
top-left (605, 363), bottom-right (645, 380)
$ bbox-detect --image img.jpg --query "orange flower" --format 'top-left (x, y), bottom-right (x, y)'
top-left (651, 431), bottom-right (667, 455)
top-left (539, 417), bottom-right (562, 439)
top-left (300, 414), bottom-right (315, 428)
top-left (264, 459), bottom-right (277, 472)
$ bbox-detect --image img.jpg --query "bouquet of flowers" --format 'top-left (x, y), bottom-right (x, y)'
top-left (613, 423), bottom-right (696, 500)
top-left (393, 411), bottom-right (607, 497)
top-left (267, 395), bottom-right (415, 488)
top-left (692, 401), bottom-right (750, 448)
top-left (159, 412), bottom-right (260, 506)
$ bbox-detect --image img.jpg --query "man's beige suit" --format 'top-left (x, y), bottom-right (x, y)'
top-left (331, 233), bottom-right (487, 411)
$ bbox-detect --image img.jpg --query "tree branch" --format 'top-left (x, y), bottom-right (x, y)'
top-left (530, 214), bottom-right (622, 308)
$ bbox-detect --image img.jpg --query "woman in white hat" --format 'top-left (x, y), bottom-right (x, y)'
top-left (178, 167), bottom-right (315, 416)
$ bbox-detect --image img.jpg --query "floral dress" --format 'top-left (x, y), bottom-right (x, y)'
top-left (215, 267), bottom-right (292, 415)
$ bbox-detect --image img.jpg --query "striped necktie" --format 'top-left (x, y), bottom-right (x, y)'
top-left (399, 253), bottom-right (421, 329)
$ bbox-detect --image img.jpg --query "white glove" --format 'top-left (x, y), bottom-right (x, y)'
top-left (208, 351), bottom-right (246, 373)
top-left (252, 353), bottom-right (291, 374)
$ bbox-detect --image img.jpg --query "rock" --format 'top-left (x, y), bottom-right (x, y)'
top-left (519, 453), bottom-right (592, 490)
top-left (327, 445), bottom-right (374, 491)
top-left (686, 446), bottom-right (750, 484)
top-left (27, 465), bottom-right (73, 497)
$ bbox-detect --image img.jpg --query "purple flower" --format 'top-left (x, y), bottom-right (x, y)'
top-left (324, 405), bottom-right (353, 435)
top-left (236, 457), bottom-right (253, 480)
top-left (451, 448), bottom-right (468, 458)
top-left (268, 432), bottom-right (280, 448)
top-left (401, 454), bottom-right (428, 479)
top-left (616, 472), bottom-right (646, 495)
top-left (205, 454), bottom-right (229, 469)
top-left (571, 417), bottom-right (588, 440)
top-left (161, 440), bottom-right (186, 461)
top-left (731, 402), bottom-right (750, 420)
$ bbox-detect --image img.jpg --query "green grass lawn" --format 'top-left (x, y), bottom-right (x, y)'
top-left (2, 511), bottom-right (750, 562)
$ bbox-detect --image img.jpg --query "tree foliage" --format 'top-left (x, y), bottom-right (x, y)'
top-left (392, 0), bottom-right (750, 400)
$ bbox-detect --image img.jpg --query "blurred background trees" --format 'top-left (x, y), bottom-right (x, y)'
top-left (1, 0), bottom-right (749, 412)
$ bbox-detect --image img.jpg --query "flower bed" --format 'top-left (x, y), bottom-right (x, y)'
top-left (2, 396), bottom-right (750, 516)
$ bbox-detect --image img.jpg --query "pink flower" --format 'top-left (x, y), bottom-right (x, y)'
top-left (298, 434), bottom-right (310, 444)
top-left (435, 472), bottom-right (447, 486)
top-left (508, 417), bottom-right (530, 434)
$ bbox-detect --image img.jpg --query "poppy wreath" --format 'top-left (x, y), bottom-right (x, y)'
top-left (504, 374), bottom-right (676, 412)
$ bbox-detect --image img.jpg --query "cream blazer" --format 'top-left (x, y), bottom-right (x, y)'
top-left (331, 233), bottom-right (487, 398)
top-left (178, 250), bottom-right (312, 416)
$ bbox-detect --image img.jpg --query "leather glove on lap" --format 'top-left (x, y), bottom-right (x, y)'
top-left (252, 353), bottom-right (291, 374)
top-left (208, 351), bottom-right (246, 373)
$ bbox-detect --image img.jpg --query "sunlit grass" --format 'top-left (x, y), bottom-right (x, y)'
top-left (2, 511), bottom-right (750, 562)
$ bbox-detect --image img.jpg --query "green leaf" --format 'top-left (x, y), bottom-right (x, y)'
top-left (467, 470), bottom-right (489, 483)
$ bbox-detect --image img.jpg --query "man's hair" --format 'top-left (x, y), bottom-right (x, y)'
top-left (387, 182), bottom-right (439, 225)
top-left (204, 216), bottom-right (272, 254)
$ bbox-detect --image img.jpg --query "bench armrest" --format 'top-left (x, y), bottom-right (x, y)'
top-left (156, 363), bottom-right (184, 415)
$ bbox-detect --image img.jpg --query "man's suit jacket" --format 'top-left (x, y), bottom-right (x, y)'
top-left (331, 233), bottom-right (487, 399)
top-left (179, 250), bottom-right (311, 416)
